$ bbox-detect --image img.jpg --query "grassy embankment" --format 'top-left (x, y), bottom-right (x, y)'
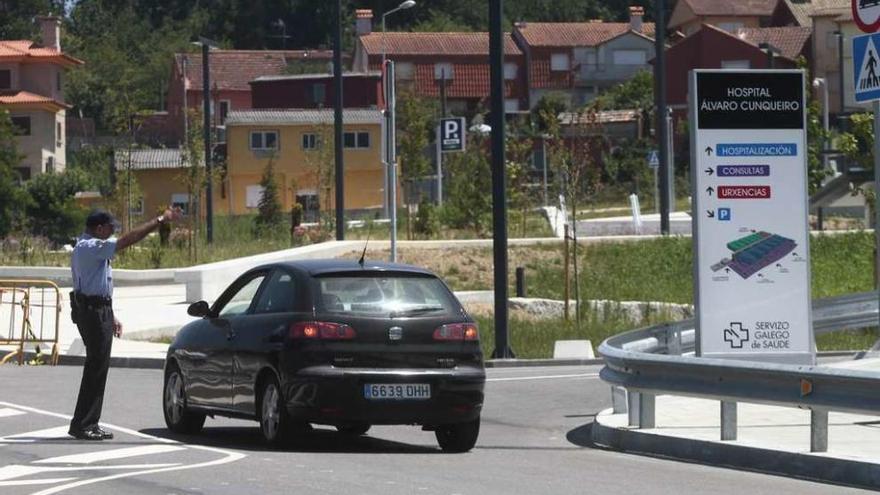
top-left (364, 232), bottom-right (878, 357)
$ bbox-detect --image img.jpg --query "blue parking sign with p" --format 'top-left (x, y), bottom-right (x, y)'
top-left (718, 208), bottom-right (731, 221)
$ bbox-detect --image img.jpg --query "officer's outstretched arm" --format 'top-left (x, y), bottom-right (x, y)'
top-left (116, 208), bottom-right (183, 251)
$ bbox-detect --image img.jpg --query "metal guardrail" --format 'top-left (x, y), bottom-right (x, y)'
top-left (0, 280), bottom-right (61, 366)
top-left (597, 291), bottom-right (880, 452)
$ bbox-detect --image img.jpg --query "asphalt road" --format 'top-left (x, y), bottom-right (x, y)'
top-left (0, 365), bottom-right (872, 495)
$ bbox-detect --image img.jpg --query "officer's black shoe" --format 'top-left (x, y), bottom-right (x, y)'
top-left (91, 426), bottom-right (114, 440)
top-left (68, 428), bottom-right (104, 440)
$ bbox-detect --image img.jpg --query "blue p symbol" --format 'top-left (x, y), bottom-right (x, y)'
top-left (718, 208), bottom-right (731, 221)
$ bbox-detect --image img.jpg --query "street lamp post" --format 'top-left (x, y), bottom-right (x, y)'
top-left (382, 1), bottom-right (416, 68)
top-left (193, 37), bottom-right (219, 244)
top-left (380, 1), bottom-right (416, 223)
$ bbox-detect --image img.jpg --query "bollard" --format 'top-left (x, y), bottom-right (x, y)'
top-left (515, 266), bottom-right (526, 298)
top-left (720, 401), bottom-right (737, 441)
top-left (811, 409), bottom-right (828, 452)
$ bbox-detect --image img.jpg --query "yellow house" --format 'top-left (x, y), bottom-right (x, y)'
top-left (224, 108), bottom-right (385, 219)
top-left (113, 148), bottom-right (203, 221)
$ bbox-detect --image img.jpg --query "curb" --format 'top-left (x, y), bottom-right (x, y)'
top-left (0, 350), bottom-right (858, 371)
top-left (1, 349), bottom-right (602, 370)
top-left (591, 409), bottom-right (880, 490)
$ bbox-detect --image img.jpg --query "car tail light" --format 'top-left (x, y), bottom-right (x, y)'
top-left (289, 321), bottom-right (356, 340)
top-left (433, 323), bottom-right (479, 341)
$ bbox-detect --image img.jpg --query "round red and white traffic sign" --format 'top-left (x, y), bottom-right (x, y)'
top-left (854, 0), bottom-right (880, 33)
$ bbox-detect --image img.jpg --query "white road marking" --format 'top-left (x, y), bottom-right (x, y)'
top-left (0, 464), bottom-right (181, 481)
top-left (486, 373), bottom-right (600, 382)
top-left (1, 425), bottom-right (71, 442)
top-left (0, 478), bottom-right (78, 487)
top-left (35, 445), bottom-right (186, 464)
top-left (0, 407), bottom-right (25, 418)
top-left (0, 400), bottom-right (246, 495)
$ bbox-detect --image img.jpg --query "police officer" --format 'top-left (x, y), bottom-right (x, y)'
top-left (69, 207), bottom-right (182, 440)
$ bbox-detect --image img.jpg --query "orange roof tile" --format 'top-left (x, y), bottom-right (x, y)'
top-left (176, 50), bottom-right (339, 91)
top-left (0, 40), bottom-right (83, 66)
top-left (514, 22), bottom-right (655, 47)
top-left (735, 27), bottom-right (812, 60)
top-left (682, 0), bottom-right (778, 17)
top-left (411, 63), bottom-right (517, 98)
top-left (0, 90), bottom-right (69, 110)
top-left (360, 32), bottom-right (522, 56)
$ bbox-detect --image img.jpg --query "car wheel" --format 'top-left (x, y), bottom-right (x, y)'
top-left (435, 417), bottom-right (480, 453)
top-left (259, 375), bottom-right (292, 447)
top-left (163, 363), bottom-right (206, 434)
top-left (336, 422), bottom-right (370, 436)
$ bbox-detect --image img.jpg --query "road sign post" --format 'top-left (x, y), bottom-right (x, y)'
top-left (435, 117), bottom-right (466, 205)
top-left (648, 150), bottom-right (659, 213)
top-left (690, 69), bottom-right (814, 365)
top-left (851, 0), bottom-right (880, 336)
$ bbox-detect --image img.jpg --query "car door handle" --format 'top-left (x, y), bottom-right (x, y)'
top-left (226, 331), bottom-right (237, 341)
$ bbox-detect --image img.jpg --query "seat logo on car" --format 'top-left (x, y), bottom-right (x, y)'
top-left (389, 326), bottom-right (403, 341)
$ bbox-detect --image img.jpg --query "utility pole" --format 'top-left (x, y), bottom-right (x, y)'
top-left (201, 40), bottom-right (214, 244)
top-left (334, 0), bottom-right (345, 240)
top-left (655, 0), bottom-right (670, 235)
top-left (490, 0), bottom-right (513, 359)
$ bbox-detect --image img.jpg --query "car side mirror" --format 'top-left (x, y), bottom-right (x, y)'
top-left (188, 301), bottom-right (211, 318)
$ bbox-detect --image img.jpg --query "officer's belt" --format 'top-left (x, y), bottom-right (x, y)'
top-left (74, 292), bottom-right (112, 306)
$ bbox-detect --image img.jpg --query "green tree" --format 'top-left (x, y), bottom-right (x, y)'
top-left (0, 110), bottom-right (25, 237)
top-left (532, 92), bottom-right (570, 132)
top-left (254, 158), bottom-right (283, 234)
top-left (24, 169), bottom-right (89, 245)
top-left (442, 131), bottom-right (492, 234)
top-left (594, 70), bottom-right (653, 111)
top-left (397, 90), bottom-right (436, 238)
top-left (506, 122), bottom-right (536, 237)
top-left (0, 1), bottom-right (60, 40)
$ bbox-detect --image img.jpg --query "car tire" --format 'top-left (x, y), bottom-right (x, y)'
top-left (163, 363), bottom-right (206, 434)
top-left (258, 375), bottom-right (293, 447)
top-left (435, 417), bottom-right (480, 453)
top-left (336, 422), bottom-right (371, 436)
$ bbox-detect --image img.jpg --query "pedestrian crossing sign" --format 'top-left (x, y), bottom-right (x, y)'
top-left (853, 33), bottom-right (880, 103)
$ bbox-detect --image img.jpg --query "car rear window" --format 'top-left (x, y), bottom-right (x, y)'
top-left (316, 274), bottom-right (459, 317)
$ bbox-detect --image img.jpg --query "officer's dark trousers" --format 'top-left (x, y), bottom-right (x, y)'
top-left (70, 303), bottom-right (114, 432)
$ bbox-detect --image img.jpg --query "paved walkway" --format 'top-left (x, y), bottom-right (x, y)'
top-left (594, 358), bottom-right (880, 488)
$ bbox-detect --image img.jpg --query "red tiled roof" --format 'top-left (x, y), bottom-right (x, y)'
top-left (529, 59), bottom-right (573, 90)
top-left (735, 27), bottom-right (811, 60)
top-left (0, 40), bottom-right (83, 66)
top-left (360, 32), bottom-right (522, 56)
top-left (412, 63), bottom-right (517, 98)
top-left (682, 0), bottom-right (778, 17)
top-left (0, 90), bottom-right (69, 110)
top-left (176, 50), bottom-right (338, 91)
top-left (515, 22), bottom-right (655, 47)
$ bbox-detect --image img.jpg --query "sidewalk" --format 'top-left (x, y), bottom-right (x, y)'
top-left (593, 358), bottom-right (880, 489)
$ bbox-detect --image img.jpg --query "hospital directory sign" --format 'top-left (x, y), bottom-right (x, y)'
top-left (689, 70), bottom-right (814, 365)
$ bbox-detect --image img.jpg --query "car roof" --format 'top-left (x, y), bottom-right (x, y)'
top-left (262, 258), bottom-right (437, 277)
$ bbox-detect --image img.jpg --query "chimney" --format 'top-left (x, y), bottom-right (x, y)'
top-left (355, 9), bottom-right (373, 36)
top-left (629, 6), bottom-right (644, 33)
top-left (36, 15), bottom-right (61, 51)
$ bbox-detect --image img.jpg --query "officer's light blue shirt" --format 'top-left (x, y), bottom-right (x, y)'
top-left (71, 234), bottom-right (117, 297)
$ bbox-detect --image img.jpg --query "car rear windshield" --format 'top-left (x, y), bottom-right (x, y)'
top-left (316, 274), bottom-right (459, 317)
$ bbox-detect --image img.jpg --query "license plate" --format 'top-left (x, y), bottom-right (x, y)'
top-left (364, 383), bottom-right (431, 400)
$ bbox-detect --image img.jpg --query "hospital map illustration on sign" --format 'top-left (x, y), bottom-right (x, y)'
top-left (710, 231), bottom-right (797, 279)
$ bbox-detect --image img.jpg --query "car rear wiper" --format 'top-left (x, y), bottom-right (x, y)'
top-left (390, 306), bottom-right (445, 317)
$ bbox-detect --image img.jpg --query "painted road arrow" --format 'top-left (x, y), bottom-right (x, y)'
top-left (705, 167), bottom-right (714, 175)
top-left (706, 186), bottom-right (714, 196)
top-left (705, 146), bottom-right (713, 156)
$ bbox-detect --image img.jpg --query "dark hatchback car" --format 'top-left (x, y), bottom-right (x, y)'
top-left (162, 259), bottom-right (485, 452)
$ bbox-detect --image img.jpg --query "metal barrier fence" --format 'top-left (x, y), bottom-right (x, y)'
top-left (598, 291), bottom-right (880, 453)
top-left (0, 280), bottom-right (61, 366)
